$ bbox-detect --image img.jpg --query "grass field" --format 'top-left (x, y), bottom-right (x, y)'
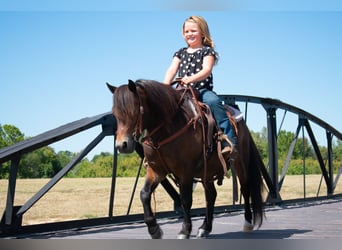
top-left (0, 175), bottom-right (341, 225)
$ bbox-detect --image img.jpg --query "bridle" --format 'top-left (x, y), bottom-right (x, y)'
top-left (132, 81), bottom-right (200, 149)
top-left (132, 99), bottom-right (145, 144)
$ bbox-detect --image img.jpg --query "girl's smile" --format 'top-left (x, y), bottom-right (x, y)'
top-left (183, 21), bottom-right (203, 49)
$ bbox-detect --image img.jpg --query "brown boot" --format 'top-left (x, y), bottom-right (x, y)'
top-left (222, 146), bottom-right (237, 164)
top-left (222, 145), bottom-right (234, 155)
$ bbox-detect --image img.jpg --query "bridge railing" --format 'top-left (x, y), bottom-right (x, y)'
top-left (0, 95), bottom-right (341, 235)
top-left (221, 94), bottom-right (342, 200)
top-left (0, 112), bottom-right (117, 230)
top-left (0, 111), bottom-right (182, 235)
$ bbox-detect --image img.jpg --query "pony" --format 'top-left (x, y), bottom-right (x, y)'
top-left (107, 79), bottom-right (264, 239)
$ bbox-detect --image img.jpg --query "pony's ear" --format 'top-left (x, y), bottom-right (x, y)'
top-left (128, 79), bottom-right (137, 93)
top-left (106, 82), bottom-right (117, 93)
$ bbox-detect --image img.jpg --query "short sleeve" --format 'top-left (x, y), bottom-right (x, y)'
top-left (202, 47), bottom-right (218, 62)
top-left (173, 47), bottom-right (187, 59)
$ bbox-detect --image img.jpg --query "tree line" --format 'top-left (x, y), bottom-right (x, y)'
top-left (1, 124), bottom-right (342, 179)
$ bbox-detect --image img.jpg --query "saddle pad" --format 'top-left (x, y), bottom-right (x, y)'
top-left (228, 105), bottom-right (243, 122)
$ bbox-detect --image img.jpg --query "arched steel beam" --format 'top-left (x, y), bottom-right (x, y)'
top-left (220, 94), bottom-right (342, 199)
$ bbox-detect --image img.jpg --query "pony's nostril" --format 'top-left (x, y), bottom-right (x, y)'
top-left (122, 141), bottom-right (128, 149)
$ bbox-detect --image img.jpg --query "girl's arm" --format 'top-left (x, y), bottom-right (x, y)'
top-left (163, 57), bottom-right (181, 85)
top-left (181, 55), bottom-right (215, 84)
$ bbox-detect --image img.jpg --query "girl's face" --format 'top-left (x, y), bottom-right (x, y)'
top-left (183, 21), bottom-right (203, 48)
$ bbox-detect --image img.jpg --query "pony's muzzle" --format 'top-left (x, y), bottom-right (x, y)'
top-left (116, 136), bottom-right (136, 154)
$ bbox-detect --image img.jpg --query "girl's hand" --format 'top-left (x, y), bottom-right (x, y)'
top-left (181, 76), bottom-right (192, 84)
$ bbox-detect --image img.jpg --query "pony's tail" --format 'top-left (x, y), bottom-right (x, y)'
top-left (247, 130), bottom-right (265, 228)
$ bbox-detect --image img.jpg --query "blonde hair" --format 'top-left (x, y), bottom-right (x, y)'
top-left (183, 15), bottom-right (214, 48)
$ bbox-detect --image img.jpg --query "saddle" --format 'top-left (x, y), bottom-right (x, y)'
top-left (176, 85), bottom-right (239, 185)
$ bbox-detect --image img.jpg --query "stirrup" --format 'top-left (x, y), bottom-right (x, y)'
top-left (222, 145), bottom-right (234, 154)
top-left (222, 145), bottom-right (237, 163)
top-left (220, 133), bottom-right (236, 154)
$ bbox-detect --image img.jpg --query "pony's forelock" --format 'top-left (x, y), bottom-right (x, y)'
top-left (113, 85), bottom-right (139, 120)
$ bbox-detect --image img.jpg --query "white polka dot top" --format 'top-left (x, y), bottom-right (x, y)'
top-left (173, 46), bottom-right (218, 90)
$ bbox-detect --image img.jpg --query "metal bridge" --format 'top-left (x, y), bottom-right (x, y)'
top-left (1, 94), bottom-right (342, 237)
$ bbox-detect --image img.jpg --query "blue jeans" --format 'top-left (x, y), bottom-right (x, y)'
top-left (199, 89), bottom-right (237, 146)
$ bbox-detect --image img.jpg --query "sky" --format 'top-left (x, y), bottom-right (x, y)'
top-left (1, 1), bottom-right (342, 158)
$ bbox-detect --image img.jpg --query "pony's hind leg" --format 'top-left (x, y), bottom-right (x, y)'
top-left (241, 185), bottom-right (254, 232)
top-left (197, 181), bottom-right (217, 238)
top-left (140, 168), bottom-right (163, 239)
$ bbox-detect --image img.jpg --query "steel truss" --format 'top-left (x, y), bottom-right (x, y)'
top-left (0, 95), bottom-right (341, 236)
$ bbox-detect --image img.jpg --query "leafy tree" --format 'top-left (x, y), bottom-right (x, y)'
top-left (0, 124), bottom-right (25, 148)
top-left (117, 152), bottom-right (144, 177)
top-left (57, 150), bottom-right (76, 167)
top-left (69, 152), bottom-right (143, 178)
top-left (0, 124), bottom-right (25, 178)
top-left (277, 130), bottom-right (314, 159)
top-left (333, 140), bottom-right (342, 161)
top-left (92, 153), bottom-right (114, 177)
top-left (250, 127), bottom-right (268, 159)
top-left (70, 152), bottom-right (116, 178)
top-left (92, 152), bottom-right (112, 162)
top-left (19, 146), bottom-right (62, 178)
top-left (72, 159), bottom-right (94, 177)
top-left (277, 130), bottom-right (294, 159)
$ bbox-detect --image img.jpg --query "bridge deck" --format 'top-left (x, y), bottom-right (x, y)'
top-left (11, 197), bottom-right (342, 239)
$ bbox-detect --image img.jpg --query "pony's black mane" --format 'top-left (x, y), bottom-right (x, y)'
top-left (135, 79), bottom-right (187, 125)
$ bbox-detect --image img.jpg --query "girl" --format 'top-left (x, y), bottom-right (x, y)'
top-left (163, 15), bottom-right (237, 154)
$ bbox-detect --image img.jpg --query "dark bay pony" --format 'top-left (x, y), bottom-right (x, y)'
top-left (107, 79), bottom-right (264, 239)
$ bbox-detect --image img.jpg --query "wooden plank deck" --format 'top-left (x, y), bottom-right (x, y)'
top-left (12, 197), bottom-right (342, 239)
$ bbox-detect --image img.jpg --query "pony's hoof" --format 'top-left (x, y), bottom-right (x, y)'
top-left (177, 233), bottom-right (190, 239)
top-left (150, 226), bottom-right (163, 239)
top-left (196, 228), bottom-right (209, 238)
top-left (243, 220), bottom-right (254, 232)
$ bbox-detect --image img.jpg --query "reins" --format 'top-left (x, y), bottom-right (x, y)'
top-left (144, 117), bottom-right (199, 149)
top-left (139, 80), bottom-right (212, 186)
top-left (182, 84), bottom-right (209, 187)
top-left (133, 80), bottom-right (226, 188)
top-left (138, 81), bottom-right (202, 175)
top-left (136, 79), bottom-right (200, 149)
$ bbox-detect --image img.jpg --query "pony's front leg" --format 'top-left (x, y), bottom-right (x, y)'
top-left (177, 181), bottom-right (193, 239)
top-left (140, 168), bottom-right (163, 239)
top-left (197, 181), bottom-right (217, 238)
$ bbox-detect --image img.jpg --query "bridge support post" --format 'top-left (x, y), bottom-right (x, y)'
top-left (2, 156), bottom-right (21, 227)
top-left (264, 105), bottom-right (281, 202)
top-left (326, 131), bottom-right (334, 195)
